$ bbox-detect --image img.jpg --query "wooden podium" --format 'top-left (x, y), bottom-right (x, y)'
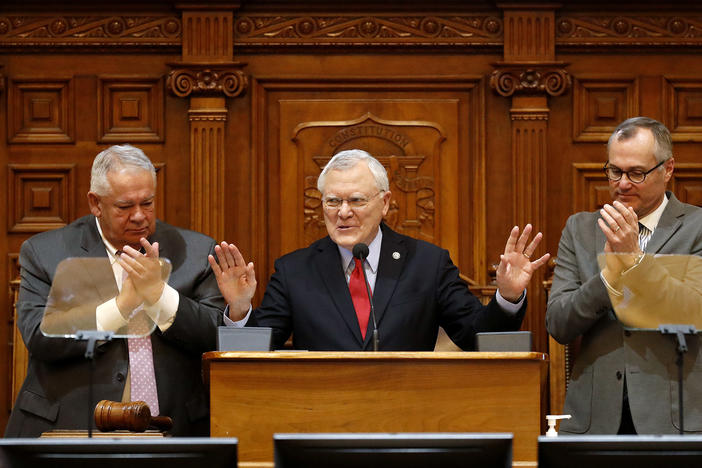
top-left (204, 351), bottom-right (547, 468)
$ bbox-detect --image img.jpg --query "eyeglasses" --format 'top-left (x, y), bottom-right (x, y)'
top-left (322, 191), bottom-right (384, 210)
top-left (603, 159), bottom-right (667, 184)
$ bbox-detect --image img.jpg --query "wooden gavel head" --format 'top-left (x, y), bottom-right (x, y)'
top-left (94, 400), bottom-right (173, 432)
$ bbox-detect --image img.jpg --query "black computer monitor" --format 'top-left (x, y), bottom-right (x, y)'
top-left (0, 437), bottom-right (238, 468)
top-left (539, 435), bottom-right (702, 468)
top-left (274, 433), bottom-right (512, 468)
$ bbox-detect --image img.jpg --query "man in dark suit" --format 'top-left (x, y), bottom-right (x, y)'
top-left (547, 117), bottom-right (702, 434)
top-left (5, 144), bottom-right (225, 437)
top-left (210, 149), bottom-right (549, 351)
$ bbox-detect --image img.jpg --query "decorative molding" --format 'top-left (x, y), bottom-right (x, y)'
top-left (234, 14), bottom-right (503, 47)
top-left (663, 77), bottom-right (702, 142)
top-left (98, 76), bottom-right (165, 143)
top-left (556, 14), bottom-right (702, 47)
top-left (572, 76), bottom-right (639, 142)
top-left (8, 78), bottom-right (74, 143)
top-left (7, 164), bottom-right (76, 232)
top-left (167, 63), bottom-right (248, 98)
top-left (490, 63), bottom-right (571, 97)
top-left (503, 8), bottom-right (555, 62)
top-left (182, 11), bottom-right (233, 61)
top-left (0, 15), bottom-right (181, 49)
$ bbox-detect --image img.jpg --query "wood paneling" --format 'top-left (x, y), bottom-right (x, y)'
top-left (7, 164), bottom-right (75, 232)
top-left (8, 78), bottom-right (74, 143)
top-left (98, 76), bottom-right (165, 143)
top-left (4, 0), bottom-right (702, 435)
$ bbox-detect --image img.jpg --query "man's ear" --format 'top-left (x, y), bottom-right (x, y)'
top-left (87, 192), bottom-right (102, 218)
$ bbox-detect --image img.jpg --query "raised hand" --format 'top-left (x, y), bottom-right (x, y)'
top-left (208, 242), bottom-right (257, 321)
top-left (496, 224), bottom-right (551, 302)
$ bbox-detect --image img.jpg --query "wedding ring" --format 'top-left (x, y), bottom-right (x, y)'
top-left (614, 226), bottom-right (621, 232)
top-left (523, 252), bottom-right (531, 259)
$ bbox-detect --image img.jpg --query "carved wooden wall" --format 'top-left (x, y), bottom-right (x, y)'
top-left (3, 0), bottom-right (702, 434)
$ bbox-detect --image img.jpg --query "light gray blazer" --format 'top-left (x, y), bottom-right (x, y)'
top-left (547, 192), bottom-right (702, 434)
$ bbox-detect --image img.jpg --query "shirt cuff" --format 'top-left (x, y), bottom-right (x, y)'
top-left (223, 304), bottom-right (252, 328)
top-left (496, 289), bottom-right (525, 315)
top-left (143, 284), bottom-right (179, 332)
top-left (96, 298), bottom-right (128, 332)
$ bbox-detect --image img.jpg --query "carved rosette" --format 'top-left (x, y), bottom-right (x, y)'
top-left (167, 65), bottom-right (248, 98)
top-left (490, 65), bottom-right (571, 97)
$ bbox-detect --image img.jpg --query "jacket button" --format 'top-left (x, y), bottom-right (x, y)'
top-left (116, 373), bottom-right (125, 382)
top-left (616, 371), bottom-right (623, 380)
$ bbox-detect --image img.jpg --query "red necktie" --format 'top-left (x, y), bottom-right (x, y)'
top-left (349, 258), bottom-right (371, 339)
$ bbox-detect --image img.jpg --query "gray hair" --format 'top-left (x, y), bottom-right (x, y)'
top-left (317, 149), bottom-right (390, 193)
top-left (90, 144), bottom-right (156, 196)
top-left (607, 117), bottom-right (673, 164)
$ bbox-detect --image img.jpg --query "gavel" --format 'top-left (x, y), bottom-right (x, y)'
top-left (94, 400), bottom-right (173, 432)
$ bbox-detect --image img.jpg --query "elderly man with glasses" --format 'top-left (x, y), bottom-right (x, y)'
top-left (547, 117), bottom-right (702, 435)
top-left (210, 149), bottom-right (549, 351)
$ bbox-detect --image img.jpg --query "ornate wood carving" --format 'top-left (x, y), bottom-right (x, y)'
top-left (572, 76), bottom-right (639, 142)
top-left (663, 77), bottom-right (702, 142)
top-left (7, 164), bottom-right (76, 233)
top-left (490, 64), bottom-right (571, 97)
top-left (296, 113), bottom-right (443, 247)
top-left (98, 76), bottom-right (165, 142)
top-left (8, 78), bottom-right (74, 143)
top-left (166, 64), bottom-right (247, 98)
top-left (169, 4), bottom-right (247, 240)
top-left (0, 15), bottom-right (181, 50)
top-left (557, 14), bottom-right (702, 47)
top-left (234, 14), bottom-right (503, 47)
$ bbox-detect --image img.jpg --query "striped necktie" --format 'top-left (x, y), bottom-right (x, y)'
top-left (638, 223), bottom-right (652, 251)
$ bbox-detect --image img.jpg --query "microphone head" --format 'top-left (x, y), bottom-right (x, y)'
top-left (352, 243), bottom-right (369, 259)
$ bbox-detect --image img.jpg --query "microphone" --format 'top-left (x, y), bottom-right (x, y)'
top-left (352, 243), bottom-right (379, 351)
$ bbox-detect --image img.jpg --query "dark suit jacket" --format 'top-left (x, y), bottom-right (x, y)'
top-left (250, 224), bottom-right (525, 351)
top-left (5, 215), bottom-right (225, 437)
top-left (546, 192), bottom-right (702, 434)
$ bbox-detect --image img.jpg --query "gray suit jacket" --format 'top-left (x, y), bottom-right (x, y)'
top-left (5, 215), bottom-right (225, 437)
top-left (546, 192), bottom-right (702, 434)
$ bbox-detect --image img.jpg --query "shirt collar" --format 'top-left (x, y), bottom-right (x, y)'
top-left (95, 217), bottom-right (121, 262)
top-left (639, 192), bottom-right (669, 232)
top-left (338, 227), bottom-right (383, 273)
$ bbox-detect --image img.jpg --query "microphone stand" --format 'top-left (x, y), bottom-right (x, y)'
top-left (358, 253), bottom-right (379, 351)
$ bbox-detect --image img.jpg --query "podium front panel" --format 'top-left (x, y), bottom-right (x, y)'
top-left (204, 351), bottom-right (547, 467)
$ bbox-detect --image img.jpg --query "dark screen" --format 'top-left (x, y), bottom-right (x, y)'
top-left (274, 433), bottom-right (512, 468)
top-left (0, 438), bottom-right (238, 468)
top-left (539, 435), bottom-right (702, 468)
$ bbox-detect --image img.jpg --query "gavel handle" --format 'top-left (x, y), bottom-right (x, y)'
top-left (150, 415), bottom-right (173, 430)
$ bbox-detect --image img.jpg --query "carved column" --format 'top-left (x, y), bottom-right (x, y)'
top-left (490, 4), bottom-right (570, 354)
top-left (167, 3), bottom-right (247, 240)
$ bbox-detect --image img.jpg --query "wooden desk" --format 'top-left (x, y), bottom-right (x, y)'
top-left (204, 351), bottom-right (547, 468)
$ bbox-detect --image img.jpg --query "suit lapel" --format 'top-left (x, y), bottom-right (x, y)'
top-left (372, 225), bottom-right (407, 327)
top-left (80, 216), bottom-right (119, 302)
top-left (646, 193), bottom-right (684, 254)
top-left (314, 238), bottom-right (365, 345)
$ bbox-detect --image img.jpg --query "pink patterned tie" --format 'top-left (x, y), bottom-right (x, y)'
top-left (121, 267), bottom-right (160, 416)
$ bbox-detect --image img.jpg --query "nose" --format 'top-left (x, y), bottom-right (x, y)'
top-left (338, 201), bottom-right (354, 218)
top-left (131, 205), bottom-right (146, 222)
top-left (618, 175), bottom-right (633, 190)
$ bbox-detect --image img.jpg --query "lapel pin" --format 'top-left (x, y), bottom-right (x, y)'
top-left (392, 251), bottom-right (401, 260)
